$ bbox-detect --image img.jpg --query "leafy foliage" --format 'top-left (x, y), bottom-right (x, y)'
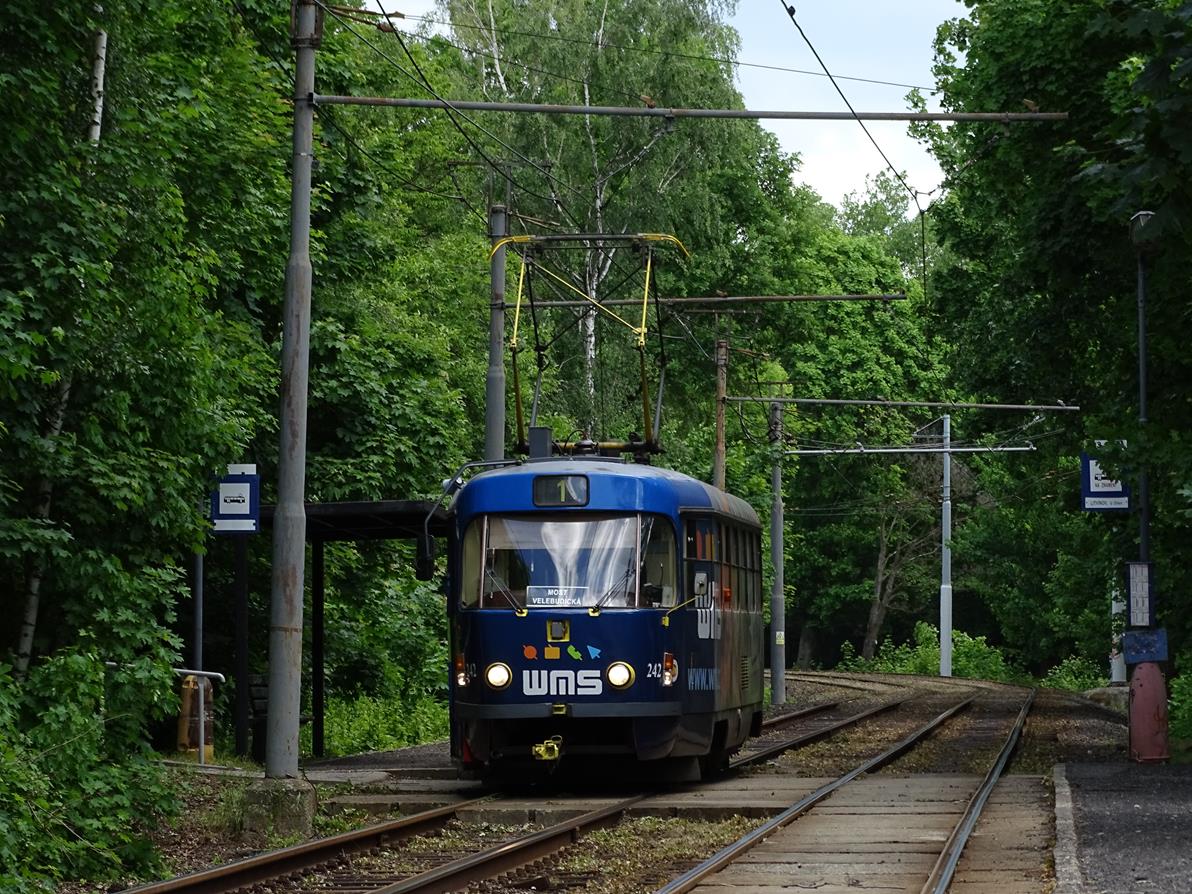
top-left (1040, 656), bottom-right (1109, 692)
top-left (839, 621), bottom-right (1027, 684)
top-left (0, 657), bottom-right (176, 889)
top-left (301, 694), bottom-right (449, 758)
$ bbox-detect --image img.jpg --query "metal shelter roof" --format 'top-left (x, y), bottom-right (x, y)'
top-left (261, 500), bottom-right (449, 541)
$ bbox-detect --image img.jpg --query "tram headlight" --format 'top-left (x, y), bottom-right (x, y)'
top-left (661, 652), bottom-right (677, 687)
top-left (454, 654), bottom-right (468, 687)
top-left (484, 662), bottom-right (512, 690)
top-left (606, 661), bottom-right (635, 689)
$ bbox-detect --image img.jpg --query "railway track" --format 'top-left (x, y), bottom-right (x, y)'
top-left (125, 683), bottom-right (1037, 894)
top-left (655, 688), bottom-right (1037, 894)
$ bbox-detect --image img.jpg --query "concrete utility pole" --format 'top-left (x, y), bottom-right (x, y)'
top-left (267, 0), bottom-right (318, 781)
top-left (940, 415), bottom-right (953, 678)
top-left (485, 205), bottom-right (508, 461)
top-left (713, 340), bottom-right (728, 490)
top-left (769, 402), bottom-right (786, 705)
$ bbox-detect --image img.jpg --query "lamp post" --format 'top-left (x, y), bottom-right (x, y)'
top-left (1127, 209), bottom-right (1168, 762)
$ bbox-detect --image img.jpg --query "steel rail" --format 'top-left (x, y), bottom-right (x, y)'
top-left (760, 699), bottom-right (840, 730)
top-left (787, 672), bottom-right (907, 693)
top-left (119, 797), bottom-right (492, 894)
top-left (655, 695), bottom-right (976, 894)
top-left (920, 689), bottom-right (1037, 894)
top-left (732, 698), bottom-right (906, 769)
top-left (370, 796), bottom-right (646, 894)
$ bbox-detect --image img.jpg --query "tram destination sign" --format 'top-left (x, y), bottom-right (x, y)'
top-left (526, 585), bottom-right (588, 607)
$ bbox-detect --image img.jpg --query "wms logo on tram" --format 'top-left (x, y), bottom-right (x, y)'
top-left (522, 669), bottom-right (603, 696)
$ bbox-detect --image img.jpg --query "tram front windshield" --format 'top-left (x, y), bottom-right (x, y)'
top-left (460, 513), bottom-right (676, 609)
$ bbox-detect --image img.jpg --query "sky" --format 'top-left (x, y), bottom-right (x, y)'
top-left (728, 1), bottom-right (965, 208)
top-left (365, 0), bottom-right (967, 210)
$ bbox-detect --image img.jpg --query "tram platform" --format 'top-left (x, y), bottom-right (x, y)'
top-left (1054, 761), bottom-right (1192, 894)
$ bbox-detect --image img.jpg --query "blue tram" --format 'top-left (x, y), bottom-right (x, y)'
top-left (444, 456), bottom-right (765, 779)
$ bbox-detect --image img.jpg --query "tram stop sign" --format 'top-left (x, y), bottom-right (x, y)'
top-left (1080, 442), bottom-right (1130, 512)
top-left (210, 463), bottom-right (260, 534)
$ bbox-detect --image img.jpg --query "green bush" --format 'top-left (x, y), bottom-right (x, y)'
top-left (838, 621), bottom-right (1027, 683)
top-left (301, 693), bottom-right (448, 757)
top-left (1040, 656), bottom-right (1108, 692)
top-left (1170, 666), bottom-right (1192, 741)
top-left (0, 655), bottom-right (177, 892)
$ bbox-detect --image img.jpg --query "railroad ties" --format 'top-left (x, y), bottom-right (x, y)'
top-left (122, 675), bottom-right (1054, 894)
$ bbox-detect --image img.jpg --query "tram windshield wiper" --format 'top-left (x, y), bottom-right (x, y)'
top-left (592, 562), bottom-right (636, 613)
top-left (484, 568), bottom-right (522, 612)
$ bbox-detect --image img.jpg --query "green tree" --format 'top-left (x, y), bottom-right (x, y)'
top-left (918, 0), bottom-right (1192, 664)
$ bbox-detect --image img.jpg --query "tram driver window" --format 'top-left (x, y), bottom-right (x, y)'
top-left (640, 516), bottom-right (677, 607)
top-left (459, 520), bottom-right (483, 607)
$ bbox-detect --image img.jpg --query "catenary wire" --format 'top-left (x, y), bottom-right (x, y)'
top-left (776, 2), bottom-right (931, 297)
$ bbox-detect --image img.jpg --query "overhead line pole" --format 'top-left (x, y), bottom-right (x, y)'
top-left (314, 95), bottom-right (1068, 123)
top-left (486, 205), bottom-right (508, 461)
top-left (713, 340), bottom-right (727, 490)
top-left (941, 416), bottom-right (953, 678)
top-left (766, 395), bottom-right (1077, 678)
top-left (268, 0), bottom-right (319, 781)
top-left (769, 402), bottom-right (785, 705)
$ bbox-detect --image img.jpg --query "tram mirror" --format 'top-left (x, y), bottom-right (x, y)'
top-left (415, 532), bottom-right (436, 581)
top-left (693, 572), bottom-right (708, 596)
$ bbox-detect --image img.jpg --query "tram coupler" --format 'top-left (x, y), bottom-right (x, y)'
top-left (532, 735), bottom-right (563, 761)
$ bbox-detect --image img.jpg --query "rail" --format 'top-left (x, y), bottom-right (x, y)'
top-left (373, 796), bottom-right (645, 894)
top-left (920, 689), bottom-right (1036, 893)
top-left (654, 695), bottom-right (976, 894)
top-left (760, 700), bottom-right (839, 730)
top-left (120, 797), bottom-right (490, 894)
top-left (733, 697), bottom-right (906, 769)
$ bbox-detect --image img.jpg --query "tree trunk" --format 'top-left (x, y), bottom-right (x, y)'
top-left (795, 624), bottom-right (816, 669)
top-left (14, 21), bottom-right (102, 679)
top-left (15, 377), bottom-right (72, 679)
top-left (861, 520), bottom-right (891, 660)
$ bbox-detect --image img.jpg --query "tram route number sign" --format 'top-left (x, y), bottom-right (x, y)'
top-left (210, 464), bottom-right (260, 534)
top-left (1080, 442), bottom-right (1130, 512)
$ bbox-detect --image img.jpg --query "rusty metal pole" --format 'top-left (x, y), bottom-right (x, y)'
top-left (713, 340), bottom-right (727, 489)
top-left (267, 0), bottom-right (318, 779)
top-left (485, 205), bottom-right (507, 461)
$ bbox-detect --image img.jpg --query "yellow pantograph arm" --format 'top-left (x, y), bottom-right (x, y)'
top-left (637, 251), bottom-right (653, 347)
top-left (510, 255), bottom-right (527, 349)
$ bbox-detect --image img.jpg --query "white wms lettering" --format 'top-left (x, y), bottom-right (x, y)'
top-left (696, 582), bottom-right (722, 640)
top-left (522, 669), bottom-right (603, 696)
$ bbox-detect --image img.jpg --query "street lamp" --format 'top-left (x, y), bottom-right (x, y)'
top-left (1126, 209), bottom-right (1168, 763)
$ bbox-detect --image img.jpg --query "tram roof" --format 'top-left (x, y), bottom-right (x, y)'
top-left (453, 459), bottom-right (760, 528)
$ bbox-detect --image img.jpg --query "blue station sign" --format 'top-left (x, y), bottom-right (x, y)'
top-left (1080, 444), bottom-right (1130, 512)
